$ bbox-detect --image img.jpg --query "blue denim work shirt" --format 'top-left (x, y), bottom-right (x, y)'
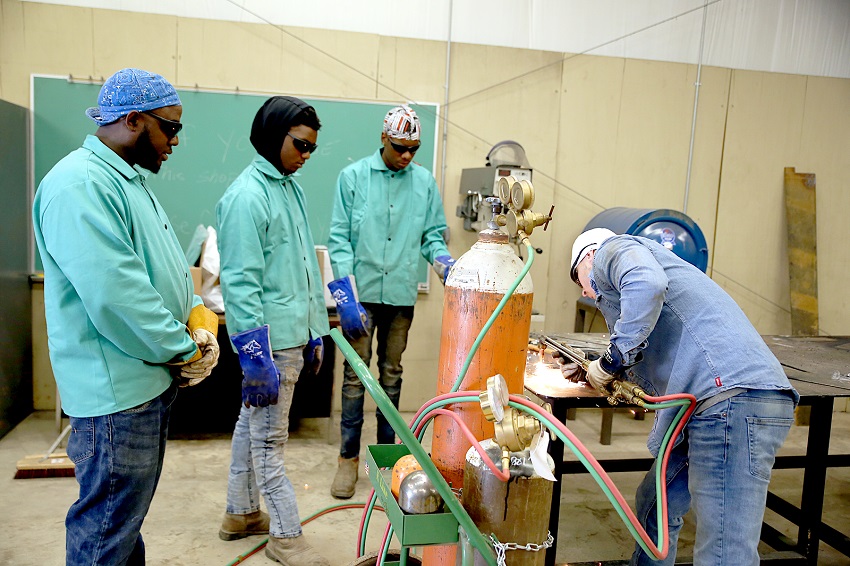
top-left (33, 135), bottom-right (201, 417)
top-left (216, 155), bottom-right (330, 350)
top-left (590, 235), bottom-right (799, 455)
top-left (327, 150), bottom-right (449, 306)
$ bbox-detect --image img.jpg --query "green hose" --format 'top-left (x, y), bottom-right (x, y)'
top-left (450, 241), bottom-right (535, 392)
top-left (409, 394), bottom-right (690, 558)
top-left (331, 328), bottom-right (498, 566)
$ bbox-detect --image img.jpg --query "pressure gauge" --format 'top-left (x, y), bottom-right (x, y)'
top-left (497, 176), bottom-right (515, 205)
top-left (480, 373), bottom-right (509, 422)
top-left (511, 179), bottom-right (534, 210)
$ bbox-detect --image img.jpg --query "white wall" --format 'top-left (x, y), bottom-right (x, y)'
top-left (20, 0), bottom-right (850, 78)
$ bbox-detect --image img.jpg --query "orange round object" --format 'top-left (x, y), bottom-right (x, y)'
top-left (391, 454), bottom-right (423, 499)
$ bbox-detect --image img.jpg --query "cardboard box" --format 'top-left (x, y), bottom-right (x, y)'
top-left (190, 266), bottom-right (203, 296)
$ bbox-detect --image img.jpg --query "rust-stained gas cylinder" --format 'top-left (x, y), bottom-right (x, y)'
top-left (462, 442), bottom-right (554, 566)
top-left (423, 228), bottom-right (533, 565)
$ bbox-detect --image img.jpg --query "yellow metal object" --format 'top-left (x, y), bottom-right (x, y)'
top-left (493, 406), bottom-right (540, 453)
top-left (479, 374), bottom-right (509, 423)
top-left (495, 176), bottom-right (553, 240)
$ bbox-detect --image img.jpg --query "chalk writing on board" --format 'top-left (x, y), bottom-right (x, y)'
top-left (198, 170), bottom-right (241, 185)
top-left (158, 168), bottom-right (186, 182)
top-left (216, 131), bottom-right (253, 163)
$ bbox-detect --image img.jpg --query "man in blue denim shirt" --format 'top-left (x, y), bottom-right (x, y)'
top-left (569, 228), bottom-right (798, 566)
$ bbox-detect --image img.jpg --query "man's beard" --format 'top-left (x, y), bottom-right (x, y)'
top-left (134, 129), bottom-right (162, 174)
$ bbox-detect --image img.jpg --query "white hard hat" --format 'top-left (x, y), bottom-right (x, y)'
top-left (569, 228), bottom-right (617, 283)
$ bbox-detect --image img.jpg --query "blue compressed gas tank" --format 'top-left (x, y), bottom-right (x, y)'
top-left (584, 207), bottom-right (709, 272)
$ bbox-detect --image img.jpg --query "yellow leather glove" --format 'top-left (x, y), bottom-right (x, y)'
top-left (185, 304), bottom-right (219, 363)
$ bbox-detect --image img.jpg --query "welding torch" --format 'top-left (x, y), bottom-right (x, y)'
top-left (541, 336), bottom-right (648, 408)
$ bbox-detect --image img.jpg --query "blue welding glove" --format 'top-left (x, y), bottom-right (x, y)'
top-left (303, 336), bottom-right (324, 375)
top-left (328, 276), bottom-right (369, 339)
top-left (230, 325), bottom-right (279, 408)
top-left (432, 254), bottom-right (456, 285)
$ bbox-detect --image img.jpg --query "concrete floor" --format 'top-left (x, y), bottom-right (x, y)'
top-left (1, 408), bottom-right (849, 565)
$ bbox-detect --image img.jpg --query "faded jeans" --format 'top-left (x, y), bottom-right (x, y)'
top-left (630, 389), bottom-right (795, 566)
top-left (226, 347), bottom-right (303, 538)
top-left (65, 380), bottom-right (178, 566)
top-left (340, 303), bottom-right (414, 458)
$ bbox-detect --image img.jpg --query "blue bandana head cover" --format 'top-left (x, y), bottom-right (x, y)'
top-left (85, 68), bottom-right (181, 125)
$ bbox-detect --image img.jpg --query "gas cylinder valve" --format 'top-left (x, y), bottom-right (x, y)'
top-left (479, 374), bottom-right (542, 472)
top-left (496, 176), bottom-right (554, 239)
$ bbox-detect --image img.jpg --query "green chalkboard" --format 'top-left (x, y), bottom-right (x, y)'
top-left (33, 76), bottom-right (437, 288)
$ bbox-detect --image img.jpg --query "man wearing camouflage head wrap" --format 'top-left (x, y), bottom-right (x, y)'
top-left (33, 68), bottom-right (220, 565)
top-left (326, 105), bottom-right (455, 498)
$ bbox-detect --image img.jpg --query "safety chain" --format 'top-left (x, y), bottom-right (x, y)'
top-left (489, 532), bottom-right (554, 566)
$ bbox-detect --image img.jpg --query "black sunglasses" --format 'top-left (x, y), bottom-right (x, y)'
top-left (144, 111), bottom-right (183, 139)
top-left (389, 140), bottom-right (420, 155)
top-left (287, 133), bottom-right (318, 154)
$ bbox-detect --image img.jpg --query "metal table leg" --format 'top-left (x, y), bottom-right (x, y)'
top-left (798, 397), bottom-right (833, 564)
top-left (545, 400), bottom-right (567, 566)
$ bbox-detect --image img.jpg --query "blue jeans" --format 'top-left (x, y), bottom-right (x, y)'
top-left (226, 347), bottom-right (303, 538)
top-left (65, 381), bottom-right (178, 566)
top-left (631, 389), bottom-right (794, 566)
top-left (340, 303), bottom-right (414, 458)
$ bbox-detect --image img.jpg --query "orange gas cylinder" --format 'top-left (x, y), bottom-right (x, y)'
top-left (423, 228), bottom-right (533, 565)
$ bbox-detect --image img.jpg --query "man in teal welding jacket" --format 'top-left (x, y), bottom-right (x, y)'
top-left (326, 105), bottom-right (455, 499)
top-left (33, 68), bottom-right (220, 566)
top-left (568, 228), bottom-right (798, 566)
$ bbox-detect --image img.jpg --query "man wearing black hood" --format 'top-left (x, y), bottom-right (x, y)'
top-left (215, 96), bottom-right (330, 566)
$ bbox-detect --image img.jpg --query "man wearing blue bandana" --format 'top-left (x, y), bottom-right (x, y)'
top-left (569, 228), bottom-right (798, 566)
top-left (327, 105), bottom-right (454, 499)
top-left (33, 68), bottom-right (220, 566)
top-left (216, 96), bottom-right (330, 566)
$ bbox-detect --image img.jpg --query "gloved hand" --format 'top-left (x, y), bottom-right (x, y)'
top-left (556, 357), bottom-right (583, 382)
top-left (303, 336), bottom-right (324, 375)
top-left (184, 304), bottom-right (220, 363)
top-left (585, 343), bottom-right (627, 394)
top-left (328, 276), bottom-right (369, 339)
top-left (178, 328), bottom-right (220, 387)
top-left (586, 359), bottom-right (616, 393)
top-left (230, 325), bottom-right (280, 408)
top-left (432, 254), bottom-right (456, 285)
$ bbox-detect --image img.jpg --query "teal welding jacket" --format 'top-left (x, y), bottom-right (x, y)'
top-left (33, 135), bottom-right (201, 418)
top-left (327, 150), bottom-right (449, 306)
top-left (216, 155), bottom-right (329, 351)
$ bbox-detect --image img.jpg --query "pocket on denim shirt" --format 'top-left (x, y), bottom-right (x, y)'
top-left (747, 416), bottom-right (792, 481)
top-left (67, 418), bottom-right (95, 464)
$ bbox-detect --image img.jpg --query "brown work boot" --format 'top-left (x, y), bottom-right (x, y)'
top-left (330, 456), bottom-right (359, 499)
top-left (218, 510), bottom-right (270, 541)
top-left (265, 535), bottom-right (330, 566)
